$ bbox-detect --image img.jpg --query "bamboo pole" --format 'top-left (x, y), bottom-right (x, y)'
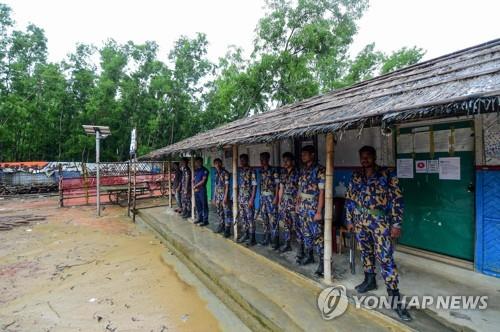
top-left (191, 155), bottom-right (195, 221)
top-left (167, 161), bottom-right (172, 208)
top-left (127, 160), bottom-right (131, 217)
top-left (132, 155), bottom-right (137, 223)
top-left (232, 145), bottom-right (239, 240)
top-left (324, 132), bottom-right (335, 284)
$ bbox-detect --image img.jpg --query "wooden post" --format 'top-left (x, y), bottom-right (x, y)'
top-left (324, 132), bottom-right (335, 284)
top-left (132, 155), bottom-right (137, 222)
top-left (58, 164), bottom-right (64, 207)
top-left (167, 161), bottom-right (172, 208)
top-left (232, 145), bottom-right (239, 240)
top-left (127, 160), bottom-right (131, 217)
top-left (190, 155), bottom-right (195, 221)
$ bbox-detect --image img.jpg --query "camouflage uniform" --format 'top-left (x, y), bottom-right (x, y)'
top-left (297, 164), bottom-right (326, 256)
top-left (214, 168), bottom-right (232, 227)
top-left (259, 166), bottom-right (280, 238)
top-left (345, 166), bottom-right (403, 290)
top-left (278, 167), bottom-right (300, 243)
top-left (180, 165), bottom-right (192, 216)
top-left (238, 167), bottom-right (257, 233)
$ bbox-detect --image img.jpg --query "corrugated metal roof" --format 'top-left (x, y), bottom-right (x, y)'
top-left (144, 39), bottom-right (500, 158)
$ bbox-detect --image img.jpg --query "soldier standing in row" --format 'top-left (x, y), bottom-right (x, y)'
top-left (296, 145), bottom-right (326, 278)
top-left (236, 154), bottom-right (257, 246)
top-left (345, 145), bottom-right (411, 321)
top-left (180, 157), bottom-right (192, 219)
top-left (172, 162), bottom-right (183, 214)
top-left (258, 152), bottom-right (280, 249)
top-left (193, 157), bottom-right (209, 226)
top-left (212, 158), bottom-right (232, 238)
top-left (277, 152), bottom-right (299, 253)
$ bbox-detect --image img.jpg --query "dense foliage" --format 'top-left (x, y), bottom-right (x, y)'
top-left (0, 1), bottom-right (424, 161)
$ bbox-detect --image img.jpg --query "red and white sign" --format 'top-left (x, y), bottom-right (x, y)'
top-left (415, 160), bottom-right (428, 173)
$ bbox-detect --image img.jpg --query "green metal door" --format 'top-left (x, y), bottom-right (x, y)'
top-left (396, 121), bottom-right (475, 261)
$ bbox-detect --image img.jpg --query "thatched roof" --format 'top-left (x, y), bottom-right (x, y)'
top-left (145, 39), bottom-right (500, 158)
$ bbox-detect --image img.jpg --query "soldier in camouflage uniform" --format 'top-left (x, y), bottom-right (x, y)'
top-left (277, 152), bottom-right (299, 253)
top-left (236, 154), bottom-right (257, 246)
top-left (212, 158), bottom-right (232, 237)
top-left (345, 145), bottom-right (411, 322)
top-left (258, 152), bottom-right (280, 249)
top-left (296, 145), bottom-right (326, 278)
top-left (180, 157), bottom-right (192, 219)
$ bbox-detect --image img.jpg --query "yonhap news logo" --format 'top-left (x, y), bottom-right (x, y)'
top-left (317, 285), bottom-right (488, 320)
top-left (317, 285), bottom-right (349, 320)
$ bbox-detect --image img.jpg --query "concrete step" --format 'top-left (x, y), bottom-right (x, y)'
top-left (136, 207), bottom-right (412, 332)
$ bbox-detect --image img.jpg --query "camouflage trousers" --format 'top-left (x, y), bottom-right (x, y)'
top-left (278, 196), bottom-right (297, 242)
top-left (181, 191), bottom-right (191, 216)
top-left (355, 215), bottom-right (399, 290)
top-left (298, 198), bottom-right (323, 257)
top-left (260, 194), bottom-right (278, 238)
top-left (238, 196), bottom-right (255, 233)
top-left (214, 193), bottom-right (232, 227)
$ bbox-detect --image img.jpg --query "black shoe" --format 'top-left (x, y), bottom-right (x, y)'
top-left (295, 242), bottom-right (305, 263)
top-left (199, 221), bottom-right (209, 227)
top-left (388, 289), bottom-right (412, 322)
top-left (271, 236), bottom-right (280, 250)
top-left (279, 241), bottom-right (292, 253)
top-left (237, 230), bottom-right (249, 243)
top-left (194, 219), bottom-right (202, 224)
top-left (299, 248), bottom-right (314, 265)
top-left (314, 260), bottom-right (324, 277)
top-left (181, 213), bottom-right (189, 219)
top-left (246, 232), bottom-right (257, 246)
top-left (259, 232), bottom-right (270, 246)
top-left (355, 272), bottom-right (377, 293)
top-left (223, 226), bottom-right (231, 238)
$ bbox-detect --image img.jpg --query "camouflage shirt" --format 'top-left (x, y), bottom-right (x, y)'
top-left (214, 168), bottom-right (230, 199)
top-left (345, 166), bottom-right (404, 228)
top-left (238, 167), bottom-right (257, 200)
top-left (260, 166), bottom-right (280, 194)
top-left (298, 163), bottom-right (326, 200)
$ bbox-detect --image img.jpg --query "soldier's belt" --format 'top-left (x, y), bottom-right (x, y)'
top-left (282, 193), bottom-right (293, 200)
top-left (261, 191), bottom-right (274, 196)
top-left (358, 205), bottom-right (386, 217)
top-left (299, 192), bottom-right (315, 200)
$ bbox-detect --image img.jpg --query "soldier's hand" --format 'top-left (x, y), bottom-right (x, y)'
top-left (272, 198), bottom-right (278, 206)
top-left (347, 223), bottom-right (354, 233)
top-left (249, 201), bottom-right (254, 209)
top-left (390, 227), bottom-right (401, 239)
top-left (313, 211), bottom-right (322, 221)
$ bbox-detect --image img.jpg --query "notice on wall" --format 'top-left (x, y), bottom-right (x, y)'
top-left (397, 134), bottom-right (413, 154)
top-left (427, 160), bottom-right (439, 173)
top-left (415, 160), bottom-right (428, 173)
top-left (397, 158), bottom-right (414, 178)
top-left (433, 130), bottom-right (451, 152)
top-left (439, 157), bottom-right (461, 180)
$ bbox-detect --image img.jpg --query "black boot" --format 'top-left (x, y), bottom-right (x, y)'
top-left (388, 289), bottom-right (412, 322)
top-left (279, 240), bottom-right (292, 253)
top-left (271, 235), bottom-right (280, 250)
top-left (223, 225), bottom-right (231, 238)
top-left (237, 230), bottom-right (249, 243)
top-left (246, 232), bottom-right (257, 246)
top-left (355, 272), bottom-right (377, 293)
top-left (314, 260), bottom-right (324, 277)
top-left (193, 219), bottom-right (202, 224)
top-left (215, 223), bottom-right (224, 233)
top-left (259, 232), bottom-right (270, 246)
top-left (299, 248), bottom-right (314, 265)
top-left (295, 242), bottom-right (304, 263)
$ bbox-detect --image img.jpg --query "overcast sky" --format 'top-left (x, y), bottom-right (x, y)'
top-left (3, 0), bottom-right (500, 64)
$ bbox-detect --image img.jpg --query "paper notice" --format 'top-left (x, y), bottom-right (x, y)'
top-left (433, 130), bottom-right (451, 152)
top-left (414, 132), bottom-right (430, 153)
top-left (427, 160), bottom-right (439, 173)
top-left (415, 160), bottom-right (428, 173)
top-left (397, 134), bottom-right (413, 154)
top-left (397, 158), bottom-right (414, 178)
top-left (439, 157), bottom-right (461, 180)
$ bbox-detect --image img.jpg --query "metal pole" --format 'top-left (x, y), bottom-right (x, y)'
top-left (167, 161), bottom-right (172, 208)
top-left (58, 164), bottom-right (64, 207)
top-left (190, 155), bottom-right (195, 221)
top-left (232, 145), bottom-right (238, 240)
top-left (324, 132), bottom-right (335, 284)
top-left (96, 130), bottom-right (101, 217)
top-left (132, 154), bottom-right (137, 222)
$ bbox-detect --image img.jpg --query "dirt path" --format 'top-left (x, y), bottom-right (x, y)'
top-left (0, 197), bottom-right (221, 332)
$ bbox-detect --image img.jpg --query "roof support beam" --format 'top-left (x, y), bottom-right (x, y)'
top-left (324, 132), bottom-right (335, 284)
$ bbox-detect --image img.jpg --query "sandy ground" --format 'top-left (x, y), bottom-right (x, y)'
top-left (0, 196), bottom-right (222, 332)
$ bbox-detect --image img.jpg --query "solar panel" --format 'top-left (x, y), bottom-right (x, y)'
top-left (82, 125), bottom-right (111, 137)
